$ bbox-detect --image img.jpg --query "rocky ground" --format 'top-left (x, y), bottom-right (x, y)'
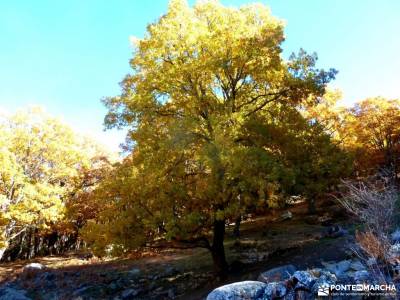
top-left (206, 258), bottom-right (399, 299)
top-left (207, 227), bottom-right (400, 300)
top-left (0, 200), bottom-right (361, 299)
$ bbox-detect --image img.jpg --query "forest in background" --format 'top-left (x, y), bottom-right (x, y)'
top-left (1, 0), bottom-right (400, 279)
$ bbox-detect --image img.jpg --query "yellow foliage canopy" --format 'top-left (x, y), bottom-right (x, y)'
top-left (0, 108), bottom-right (110, 253)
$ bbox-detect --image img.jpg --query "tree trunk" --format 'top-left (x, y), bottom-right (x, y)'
top-left (33, 228), bottom-right (39, 257)
top-left (233, 215), bottom-right (241, 238)
top-left (0, 248), bottom-right (5, 261)
top-left (210, 219), bottom-right (228, 278)
top-left (308, 198), bottom-right (317, 215)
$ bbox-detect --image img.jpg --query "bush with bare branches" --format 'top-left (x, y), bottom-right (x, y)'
top-left (339, 178), bottom-right (400, 292)
top-left (339, 179), bottom-right (398, 239)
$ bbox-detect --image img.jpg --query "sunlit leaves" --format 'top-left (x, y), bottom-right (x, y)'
top-left (90, 0), bottom-right (337, 257)
top-left (343, 97), bottom-right (400, 174)
top-left (0, 108), bottom-right (108, 250)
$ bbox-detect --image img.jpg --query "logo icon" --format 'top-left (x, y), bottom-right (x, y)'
top-left (318, 284), bottom-right (330, 296)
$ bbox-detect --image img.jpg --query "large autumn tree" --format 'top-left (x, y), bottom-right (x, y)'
top-left (96, 0), bottom-right (337, 275)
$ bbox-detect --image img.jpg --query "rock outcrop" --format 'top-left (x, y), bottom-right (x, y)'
top-left (257, 264), bottom-right (296, 283)
top-left (207, 281), bottom-right (268, 300)
top-left (0, 284), bottom-right (31, 300)
top-left (206, 258), bottom-right (384, 300)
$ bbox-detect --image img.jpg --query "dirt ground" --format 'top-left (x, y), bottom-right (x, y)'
top-left (0, 200), bottom-right (355, 299)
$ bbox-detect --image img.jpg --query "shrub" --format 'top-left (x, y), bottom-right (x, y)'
top-left (339, 178), bottom-right (397, 237)
top-left (339, 177), bottom-right (399, 294)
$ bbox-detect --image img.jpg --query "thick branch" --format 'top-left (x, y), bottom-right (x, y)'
top-left (148, 236), bottom-right (211, 250)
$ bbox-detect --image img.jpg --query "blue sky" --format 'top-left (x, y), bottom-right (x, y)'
top-left (1, 0), bottom-right (399, 152)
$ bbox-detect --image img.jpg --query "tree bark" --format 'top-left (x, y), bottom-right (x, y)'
top-left (233, 215), bottom-right (241, 238)
top-left (308, 198), bottom-right (317, 215)
top-left (210, 219), bottom-right (228, 278)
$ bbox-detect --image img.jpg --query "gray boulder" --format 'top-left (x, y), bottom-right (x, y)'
top-left (292, 271), bottom-right (316, 290)
top-left (321, 260), bottom-right (351, 276)
top-left (258, 265), bottom-right (296, 283)
top-left (163, 266), bottom-right (178, 277)
top-left (23, 263), bottom-right (45, 272)
top-left (34, 272), bottom-right (56, 288)
top-left (325, 225), bottom-right (348, 238)
top-left (311, 272), bottom-right (336, 295)
top-left (264, 282), bottom-right (287, 299)
top-left (350, 260), bottom-right (366, 271)
top-left (293, 290), bottom-right (314, 300)
top-left (0, 285), bottom-right (31, 300)
top-left (282, 290), bottom-right (296, 300)
top-left (206, 281), bottom-right (267, 300)
top-left (353, 270), bottom-right (371, 283)
top-left (389, 243), bottom-right (400, 256)
top-left (121, 288), bottom-right (139, 299)
top-left (280, 211), bottom-right (293, 221)
top-left (366, 257), bottom-right (377, 267)
top-left (167, 288), bottom-right (175, 299)
top-left (391, 229), bottom-right (400, 243)
top-left (73, 285), bottom-right (90, 296)
top-left (128, 268), bottom-right (141, 277)
top-left (336, 273), bottom-right (353, 284)
top-left (307, 268), bottom-right (322, 278)
top-left (319, 270), bottom-right (337, 281)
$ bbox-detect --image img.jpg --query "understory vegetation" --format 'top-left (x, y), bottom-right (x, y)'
top-left (1, 0), bottom-right (400, 281)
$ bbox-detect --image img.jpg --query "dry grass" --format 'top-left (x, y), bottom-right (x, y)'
top-left (355, 230), bottom-right (390, 261)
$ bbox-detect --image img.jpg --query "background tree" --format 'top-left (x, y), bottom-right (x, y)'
top-left (91, 0), bottom-right (337, 276)
top-left (0, 108), bottom-right (109, 260)
top-left (62, 145), bottom-right (114, 243)
top-left (302, 89), bottom-right (349, 143)
top-left (343, 97), bottom-right (400, 178)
